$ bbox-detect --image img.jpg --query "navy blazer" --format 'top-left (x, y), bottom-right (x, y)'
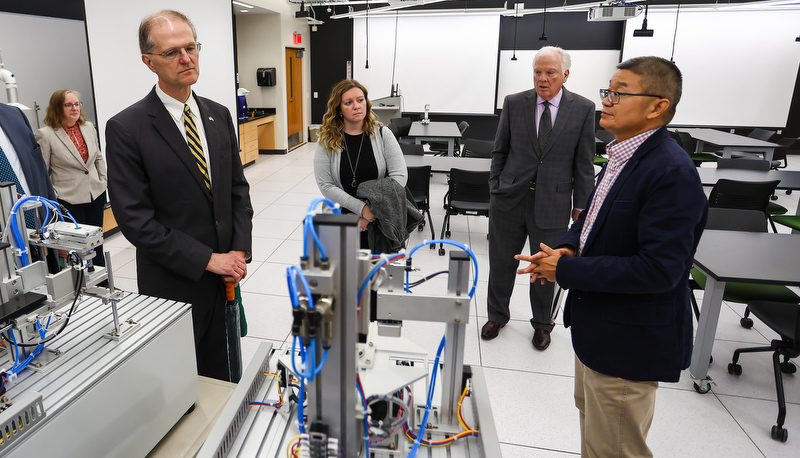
top-left (0, 103), bottom-right (56, 200)
top-left (556, 126), bottom-right (708, 382)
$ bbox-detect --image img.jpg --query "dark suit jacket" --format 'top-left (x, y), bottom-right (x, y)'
top-left (0, 103), bottom-right (56, 200)
top-left (490, 87), bottom-right (595, 229)
top-left (106, 88), bottom-right (253, 330)
top-left (556, 126), bottom-right (708, 382)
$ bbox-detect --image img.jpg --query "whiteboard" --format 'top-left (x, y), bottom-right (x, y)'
top-left (497, 49), bottom-right (621, 110)
top-left (622, 8), bottom-right (800, 127)
top-left (353, 14), bottom-right (500, 114)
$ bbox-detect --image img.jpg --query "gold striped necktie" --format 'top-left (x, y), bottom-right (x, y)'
top-left (183, 104), bottom-right (211, 191)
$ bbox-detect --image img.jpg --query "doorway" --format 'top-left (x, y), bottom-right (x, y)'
top-left (285, 48), bottom-right (304, 150)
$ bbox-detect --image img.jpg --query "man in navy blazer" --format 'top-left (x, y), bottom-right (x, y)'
top-left (106, 10), bottom-right (253, 382)
top-left (518, 57), bottom-right (707, 456)
top-left (0, 103), bottom-right (56, 201)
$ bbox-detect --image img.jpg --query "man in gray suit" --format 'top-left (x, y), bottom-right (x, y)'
top-left (482, 46), bottom-right (595, 350)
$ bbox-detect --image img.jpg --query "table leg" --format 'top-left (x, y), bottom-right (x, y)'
top-left (447, 139), bottom-right (454, 157)
top-left (690, 276), bottom-right (726, 393)
top-left (694, 140), bottom-right (704, 155)
top-left (720, 146), bottom-right (734, 158)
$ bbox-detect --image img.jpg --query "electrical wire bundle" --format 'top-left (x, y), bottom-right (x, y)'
top-left (402, 379), bottom-right (481, 449)
top-left (2, 195), bottom-right (79, 267)
top-left (249, 372), bottom-right (284, 409)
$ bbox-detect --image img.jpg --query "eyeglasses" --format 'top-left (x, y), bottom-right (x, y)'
top-left (599, 89), bottom-right (663, 105)
top-left (64, 102), bottom-right (82, 109)
top-left (145, 42), bottom-right (201, 62)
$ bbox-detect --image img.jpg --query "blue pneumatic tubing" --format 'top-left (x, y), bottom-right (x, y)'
top-left (406, 239), bottom-right (479, 297)
top-left (408, 334), bottom-right (447, 457)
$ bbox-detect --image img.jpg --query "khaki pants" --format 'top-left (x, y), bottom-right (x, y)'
top-left (574, 356), bottom-right (658, 457)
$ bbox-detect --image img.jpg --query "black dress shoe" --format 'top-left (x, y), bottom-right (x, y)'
top-left (532, 329), bottom-right (551, 351)
top-left (481, 320), bottom-right (505, 340)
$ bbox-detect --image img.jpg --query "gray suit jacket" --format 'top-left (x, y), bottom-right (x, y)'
top-left (36, 122), bottom-right (107, 205)
top-left (490, 87), bottom-right (595, 229)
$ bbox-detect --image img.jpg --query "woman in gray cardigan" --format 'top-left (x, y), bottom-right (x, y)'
top-left (314, 79), bottom-right (406, 246)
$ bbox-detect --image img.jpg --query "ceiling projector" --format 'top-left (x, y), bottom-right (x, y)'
top-left (587, 4), bottom-right (642, 21)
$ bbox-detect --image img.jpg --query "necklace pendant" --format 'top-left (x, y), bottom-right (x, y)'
top-left (352, 179), bottom-right (358, 188)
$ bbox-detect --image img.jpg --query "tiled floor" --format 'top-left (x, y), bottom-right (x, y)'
top-left (104, 142), bottom-right (800, 457)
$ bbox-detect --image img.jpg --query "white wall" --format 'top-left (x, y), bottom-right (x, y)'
top-left (83, 0), bottom-right (236, 147)
top-left (0, 12), bottom-right (94, 130)
top-left (622, 7), bottom-right (800, 127)
top-left (497, 50), bottom-right (621, 110)
top-left (237, 0), bottom-right (312, 149)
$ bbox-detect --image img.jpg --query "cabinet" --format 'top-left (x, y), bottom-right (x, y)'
top-left (238, 115), bottom-right (276, 166)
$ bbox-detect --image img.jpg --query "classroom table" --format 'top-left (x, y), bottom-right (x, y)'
top-left (408, 121), bottom-right (462, 157)
top-left (689, 230), bottom-right (800, 394)
top-left (681, 128), bottom-right (780, 162)
top-left (403, 154), bottom-right (491, 173)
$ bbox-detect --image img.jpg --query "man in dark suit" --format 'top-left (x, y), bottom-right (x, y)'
top-left (0, 103), bottom-right (56, 201)
top-left (106, 10), bottom-right (253, 382)
top-left (483, 46), bottom-right (595, 351)
top-left (518, 56), bottom-right (707, 456)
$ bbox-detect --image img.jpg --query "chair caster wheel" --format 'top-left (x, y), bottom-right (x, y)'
top-left (740, 317), bottom-right (754, 329)
top-left (771, 425), bottom-right (788, 442)
top-left (438, 248), bottom-right (445, 256)
top-left (445, 231), bottom-right (451, 237)
top-left (780, 362), bottom-right (797, 374)
top-left (728, 363), bottom-right (742, 376)
top-left (429, 244), bottom-right (436, 249)
top-left (693, 381), bottom-right (711, 394)
top-left (771, 194), bottom-right (779, 201)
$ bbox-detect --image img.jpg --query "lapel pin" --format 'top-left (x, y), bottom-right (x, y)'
top-left (208, 116), bottom-right (214, 121)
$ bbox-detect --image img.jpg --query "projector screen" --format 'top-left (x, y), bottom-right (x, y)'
top-left (497, 49), bottom-right (621, 110)
top-left (353, 14), bottom-right (500, 114)
top-left (622, 7), bottom-right (800, 128)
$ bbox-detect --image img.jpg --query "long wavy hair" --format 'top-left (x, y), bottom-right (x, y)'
top-left (318, 79), bottom-right (380, 154)
top-left (44, 89), bottom-right (86, 129)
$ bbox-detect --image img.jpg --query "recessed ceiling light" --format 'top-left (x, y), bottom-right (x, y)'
top-left (240, 9), bottom-right (249, 13)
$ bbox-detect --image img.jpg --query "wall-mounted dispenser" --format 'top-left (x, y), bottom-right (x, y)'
top-left (256, 67), bottom-right (276, 87)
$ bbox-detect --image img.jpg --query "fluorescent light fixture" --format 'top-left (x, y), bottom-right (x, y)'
top-left (240, 9), bottom-right (250, 13)
top-left (232, 1), bottom-right (255, 8)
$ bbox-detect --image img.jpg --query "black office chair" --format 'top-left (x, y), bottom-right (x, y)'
top-left (708, 178), bottom-right (782, 232)
top-left (773, 137), bottom-right (799, 170)
top-left (594, 129), bottom-right (614, 169)
top-left (386, 122), bottom-right (401, 140)
top-left (460, 138), bottom-right (494, 159)
top-left (399, 143), bottom-right (425, 156)
top-left (715, 160), bottom-right (787, 229)
top-left (671, 130), bottom-right (718, 166)
top-left (389, 117), bottom-right (415, 144)
top-left (438, 168), bottom-right (490, 255)
top-left (406, 165), bottom-right (436, 247)
top-left (728, 300), bottom-right (800, 442)
top-left (429, 120), bottom-right (469, 156)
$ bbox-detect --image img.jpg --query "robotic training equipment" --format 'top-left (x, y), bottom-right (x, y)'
top-left (197, 198), bottom-right (500, 458)
top-left (0, 184), bottom-right (196, 457)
